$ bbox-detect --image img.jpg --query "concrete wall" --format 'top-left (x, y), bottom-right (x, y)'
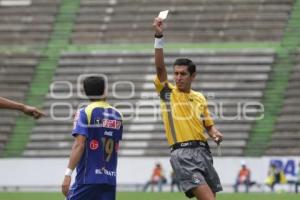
top-left (0, 157), bottom-right (299, 191)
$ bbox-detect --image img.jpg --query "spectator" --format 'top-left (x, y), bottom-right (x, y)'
top-left (296, 162), bottom-right (300, 193)
top-left (265, 162), bottom-right (287, 192)
top-left (233, 161), bottom-right (251, 193)
top-left (143, 163), bottom-right (167, 192)
top-left (170, 171), bottom-right (181, 192)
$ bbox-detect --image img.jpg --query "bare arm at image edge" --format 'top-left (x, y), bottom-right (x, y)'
top-left (0, 97), bottom-right (45, 119)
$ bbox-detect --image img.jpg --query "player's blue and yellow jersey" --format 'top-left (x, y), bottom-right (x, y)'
top-left (72, 101), bottom-right (123, 186)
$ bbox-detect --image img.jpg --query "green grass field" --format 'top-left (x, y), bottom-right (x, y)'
top-left (0, 192), bottom-right (299, 200)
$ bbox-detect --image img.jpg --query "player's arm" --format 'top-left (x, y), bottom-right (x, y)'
top-left (0, 96), bottom-right (45, 119)
top-left (62, 135), bottom-right (86, 197)
top-left (153, 17), bottom-right (167, 82)
top-left (206, 125), bottom-right (223, 144)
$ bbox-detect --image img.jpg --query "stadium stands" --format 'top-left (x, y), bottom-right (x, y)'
top-left (1, 0), bottom-right (298, 158)
top-left (72, 0), bottom-right (293, 44)
top-left (0, 53), bottom-right (40, 155)
top-left (265, 50), bottom-right (300, 155)
top-left (23, 50), bottom-right (275, 157)
top-left (0, 0), bottom-right (61, 45)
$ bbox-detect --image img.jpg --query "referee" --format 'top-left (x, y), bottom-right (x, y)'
top-left (152, 17), bottom-right (223, 200)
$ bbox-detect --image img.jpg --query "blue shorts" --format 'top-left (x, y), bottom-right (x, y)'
top-left (67, 184), bottom-right (116, 200)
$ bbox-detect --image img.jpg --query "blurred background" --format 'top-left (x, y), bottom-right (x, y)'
top-left (0, 0), bottom-right (300, 199)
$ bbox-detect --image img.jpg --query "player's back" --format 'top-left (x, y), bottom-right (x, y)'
top-left (72, 101), bottom-right (123, 185)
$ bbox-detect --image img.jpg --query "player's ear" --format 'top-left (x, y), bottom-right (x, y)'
top-left (190, 72), bottom-right (196, 80)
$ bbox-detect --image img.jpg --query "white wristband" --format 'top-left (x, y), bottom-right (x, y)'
top-left (154, 38), bottom-right (164, 49)
top-left (65, 168), bottom-right (73, 176)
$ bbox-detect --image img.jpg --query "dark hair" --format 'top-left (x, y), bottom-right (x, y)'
top-left (173, 58), bottom-right (196, 75)
top-left (83, 76), bottom-right (106, 101)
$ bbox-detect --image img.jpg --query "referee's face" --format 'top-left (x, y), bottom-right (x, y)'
top-left (174, 65), bottom-right (195, 93)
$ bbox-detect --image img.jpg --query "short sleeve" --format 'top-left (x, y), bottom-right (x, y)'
top-left (118, 124), bottom-right (123, 141)
top-left (72, 109), bottom-right (89, 137)
top-left (116, 111), bottom-right (123, 141)
top-left (153, 76), bottom-right (175, 102)
top-left (154, 75), bottom-right (168, 93)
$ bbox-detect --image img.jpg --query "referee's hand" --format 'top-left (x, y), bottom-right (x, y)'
top-left (62, 176), bottom-right (71, 197)
top-left (207, 126), bottom-right (223, 144)
top-left (213, 132), bottom-right (223, 144)
top-left (153, 17), bottom-right (164, 35)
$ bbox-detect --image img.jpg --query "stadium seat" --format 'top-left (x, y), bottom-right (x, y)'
top-left (71, 0), bottom-right (293, 44)
top-left (265, 51), bottom-right (300, 155)
top-left (24, 50), bottom-right (275, 157)
top-left (0, 0), bottom-right (60, 45)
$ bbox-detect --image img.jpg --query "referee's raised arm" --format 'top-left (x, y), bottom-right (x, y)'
top-left (153, 17), bottom-right (167, 83)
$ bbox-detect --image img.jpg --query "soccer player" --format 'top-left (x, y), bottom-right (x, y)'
top-left (0, 96), bottom-right (45, 119)
top-left (152, 17), bottom-right (223, 200)
top-left (61, 76), bottom-right (123, 200)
